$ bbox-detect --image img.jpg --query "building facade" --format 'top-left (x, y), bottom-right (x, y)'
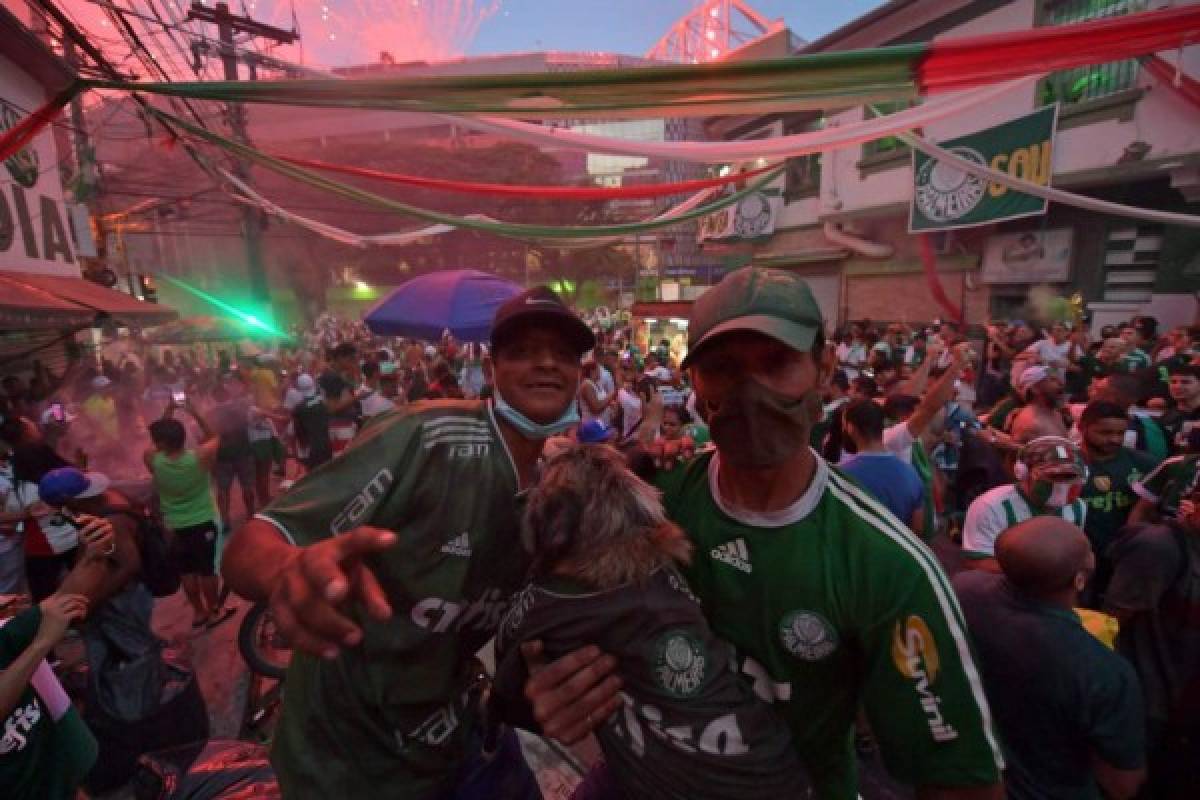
top-left (703, 0), bottom-right (1199, 334)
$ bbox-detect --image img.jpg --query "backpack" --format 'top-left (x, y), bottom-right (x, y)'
top-left (107, 508), bottom-right (182, 598)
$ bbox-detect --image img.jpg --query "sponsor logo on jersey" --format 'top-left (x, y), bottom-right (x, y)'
top-left (652, 630), bottom-right (707, 698)
top-left (779, 610), bottom-right (838, 662)
top-left (892, 615), bottom-right (958, 743)
top-left (330, 468), bottom-right (394, 534)
top-left (440, 532), bottom-right (471, 557)
top-left (422, 418), bottom-right (491, 458)
top-left (612, 691), bottom-right (749, 760)
top-left (410, 587), bottom-right (509, 635)
top-left (710, 538), bottom-right (752, 573)
top-left (0, 699), bottom-right (42, 755)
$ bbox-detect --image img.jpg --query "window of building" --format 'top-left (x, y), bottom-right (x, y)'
top-left (1038, 0), bottom-right (1146, 106)
top-left (860, 100), bottom-right (915, 161)
top-left (1101, 223), bottom-right (1161, 302)
top-left (783, 117), bottom-right (823, 201)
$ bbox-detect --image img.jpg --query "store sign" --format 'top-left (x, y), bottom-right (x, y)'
top-left (697, 189), bottom-right (783, 243)
top-left (909, 105), bottom-right (1058, 232)
top-left (981, 228), bottom-right (1074, 284)
top-left (1, 58), bottom-right (79, 277)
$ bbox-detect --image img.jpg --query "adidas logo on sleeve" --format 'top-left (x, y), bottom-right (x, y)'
top-left (710, 537), bottom-right (752, 573)
top-left (440, 532), bottom-right (472, 557)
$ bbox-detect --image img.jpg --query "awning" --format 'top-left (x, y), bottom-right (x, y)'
top-left (632, 302), bottom-right (693, 319)
top-left (0, 273), bottom-right (178, 326)
top-left (0, 274), bottom-right (97, 330)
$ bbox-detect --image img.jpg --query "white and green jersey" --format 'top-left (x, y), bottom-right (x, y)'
top-left (257, 400), bottom-right (531, 799)
top-left (962, 484), bottom-right (1086, 559)
top-left (656, 451), bottom-right (1003, 798)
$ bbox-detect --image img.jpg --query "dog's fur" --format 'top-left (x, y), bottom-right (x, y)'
top-left (523, 444), bottom-right (692, 589)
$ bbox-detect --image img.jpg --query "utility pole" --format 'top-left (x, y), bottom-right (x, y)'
top-left (186, 2), bottom-right (297, 314)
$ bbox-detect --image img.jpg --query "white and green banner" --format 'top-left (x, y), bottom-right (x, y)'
top-left (909, 104), bottom-right (1058, 232)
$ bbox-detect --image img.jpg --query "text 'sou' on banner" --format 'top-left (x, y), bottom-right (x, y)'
top-left (909, 104), bottom-right (1058, 232)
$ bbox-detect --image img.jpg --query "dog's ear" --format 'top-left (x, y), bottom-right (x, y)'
top-left (526, 492), bottom-right (581, 573)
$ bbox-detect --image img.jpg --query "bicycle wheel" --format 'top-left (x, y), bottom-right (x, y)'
top-left (237, 602), bottom-right (291, 681)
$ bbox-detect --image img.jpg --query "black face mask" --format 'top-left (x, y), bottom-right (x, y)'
top-left (701, 378), bottom-right (819, 469)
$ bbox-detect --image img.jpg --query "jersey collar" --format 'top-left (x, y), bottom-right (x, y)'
top-left (485, 400), bottom-right (526, 497)
top-left (707, 448), bottom-right (829, 529)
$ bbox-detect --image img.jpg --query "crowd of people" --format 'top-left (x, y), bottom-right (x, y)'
top-left (1, 272), bottom-right (1198, 798)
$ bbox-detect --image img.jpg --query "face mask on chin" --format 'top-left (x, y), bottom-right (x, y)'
top-left (492, 386), bottom-right (580, 440)
top-left (1031, 479), bottom-right (1082, 508)
top-left (700, 378), bottom-right (819, 469)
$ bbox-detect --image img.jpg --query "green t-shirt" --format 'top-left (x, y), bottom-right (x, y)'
top-left (0, 607), bottom-right (96, 800)
top-left (151, 450), bottom-right (218, 530)
top-left (1134, 454), bottom-right (1200, 521)
top-left (657, 452), bottom-right (1003, 799)
top-left (1120, 349), bottom-right (1151, 373)
top-left (259, 400), bottom-right (531, 799)
top-left (1067, 354), bottom-right (1107, 399)
top-left (1081, 447), bottom-right (1158, 557)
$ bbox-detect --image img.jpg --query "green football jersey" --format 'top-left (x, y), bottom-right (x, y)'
top-left (258, 400), bottom-right (531, 799)
top-left (1081, 447), bottom-right (1158, 556)
top-left (1133, 454), bottom-right (1200, 521)
top-left (657, 452), bottom-right (1003, 799)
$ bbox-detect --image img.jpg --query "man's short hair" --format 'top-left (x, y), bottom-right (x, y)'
top-left (883, 393), bottom-right (920, 420)
top-left (830, 369), bottom-right (849, 392)
top-left (844, 398), bottom-right (886, 442)
top-left (852, 375), bottom-right (878, 398)
top-left (1168, 363), bottom-right (1200, 381)
top-left (1079, 401), bottom-right (1127, 429)
top-left (332, 342), bottom-right (357, 360)
top-left (362, 361), bottom-right (379, 380)
top-left (149, 418), bottom-right (186, 451)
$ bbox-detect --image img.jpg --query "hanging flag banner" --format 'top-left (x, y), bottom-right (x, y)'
top-left (698, 186), bottom-right (784, 243)
top-left (909, 104), bottom-right (1057, 232)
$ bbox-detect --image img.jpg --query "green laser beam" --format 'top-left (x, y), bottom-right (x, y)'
top-left (158, 275), bottom-right (285, 337)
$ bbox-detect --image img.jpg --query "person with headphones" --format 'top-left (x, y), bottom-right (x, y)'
top-left (961, 436), bottom-right (1089, 570)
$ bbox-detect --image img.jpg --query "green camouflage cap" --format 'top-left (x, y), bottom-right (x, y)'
top-left (682, 266), bottom-right (824, 369)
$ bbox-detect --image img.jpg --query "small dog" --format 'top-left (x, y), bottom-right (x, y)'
top-left (495, 444), bottom-right (808, 800)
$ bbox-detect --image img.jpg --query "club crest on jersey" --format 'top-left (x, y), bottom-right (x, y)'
top-left (779, 610), bottom-right (838, 662)
top-left (652, 630), bottom-right (707, 698)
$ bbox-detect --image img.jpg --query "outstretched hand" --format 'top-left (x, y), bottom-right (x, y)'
top-left (268, 526), bottom-right (397, 659)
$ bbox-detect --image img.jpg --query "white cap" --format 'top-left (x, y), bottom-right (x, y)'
top-left (91, 375), bottom-right (112, 390)
top-left (296, 374), bottom-right (317, 396)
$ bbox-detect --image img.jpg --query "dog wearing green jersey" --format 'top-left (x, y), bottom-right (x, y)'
top-left (496, 444), bottom-right (810, 799)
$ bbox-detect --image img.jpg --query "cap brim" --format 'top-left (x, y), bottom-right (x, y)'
top-left (682, 315), bottom-right (819, 369)
top-left (492, 311), bottom-right (596, 356)
top-left (77, 472), bottom-right (110, 499)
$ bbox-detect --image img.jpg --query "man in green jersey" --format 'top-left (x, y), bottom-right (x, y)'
top-left (1076, 400), bottom-right (1159, 603)
top-left (221, 286), bottom-right (598, 799)
top-left (961, 436), bottom-right (1088, 566)
top-left (526, 268), bottom-right (1004, 799)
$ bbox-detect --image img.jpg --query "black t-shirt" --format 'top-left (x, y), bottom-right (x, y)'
top-left (494, 568), bottom-right (808, 800)
top-left (1104, 524), bottom-right (1200, 726)
top-left (953, 571), bottom-right (1144, 799)
top-left (292, 396), bottom-right (331, 467)
top-left (1159, 404), bottom-right (1200, 454)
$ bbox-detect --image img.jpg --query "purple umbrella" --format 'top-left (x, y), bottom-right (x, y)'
top-left (364, 270), bottom-right (523, 341)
